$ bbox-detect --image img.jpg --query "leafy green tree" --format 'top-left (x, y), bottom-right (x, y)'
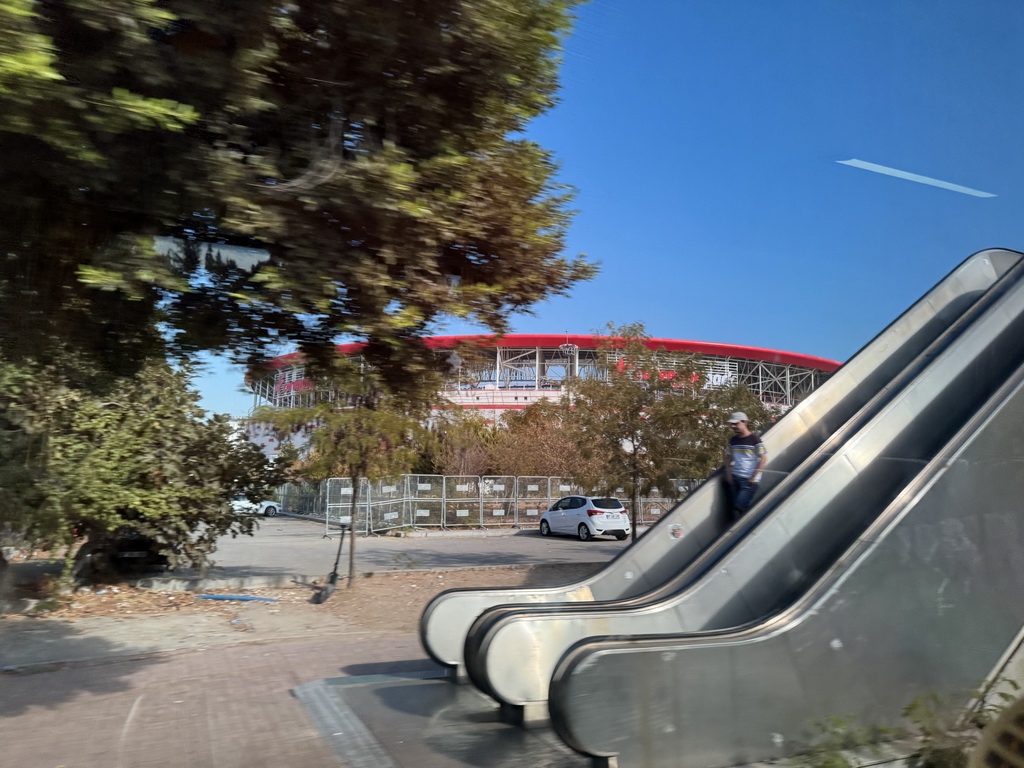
top-left (255, 360), bottom-right (430, 588)
top-left (1, 0), bottom-right (594, 385)
top-left (0, 360), bottom-right (284, 582)
top-left (565, 324), bottom-right (708, 541)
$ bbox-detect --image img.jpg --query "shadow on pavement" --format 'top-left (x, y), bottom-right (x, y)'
top-left (339, 658), bottom-right (444, 677)
top-left (350, 547), bottom-right (605, 571)
top-left (0, 619), bottom-right (164, 717)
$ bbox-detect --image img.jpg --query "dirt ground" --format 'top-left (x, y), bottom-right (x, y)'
top-left (1, 562), bottom-right (600, 638)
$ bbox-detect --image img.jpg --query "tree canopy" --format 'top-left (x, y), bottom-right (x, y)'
top-left (254, 358), bottom-right (430, 586)
top-left (491, 400), bottom-right (600, 478)
top-left (0, 360), bottom-right (284, 580)
top-left (1, 0), bottom-right (594, 382)
top-left (431, 410), bottom-right (495, 477)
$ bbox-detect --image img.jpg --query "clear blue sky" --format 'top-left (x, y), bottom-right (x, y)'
top-left (197, 0), bottom-right (1024, 416)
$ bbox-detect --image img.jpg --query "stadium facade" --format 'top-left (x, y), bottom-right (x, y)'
top-left (243, 335), bottom-right (840, 455)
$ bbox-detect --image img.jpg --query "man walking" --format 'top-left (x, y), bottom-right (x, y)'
top-left (724, 411), bottom-right (766, 518)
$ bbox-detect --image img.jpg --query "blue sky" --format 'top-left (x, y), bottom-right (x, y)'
top-left (197, 0), bottom-right (1024, 416)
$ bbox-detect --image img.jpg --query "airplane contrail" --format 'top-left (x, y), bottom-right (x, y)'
top-left (837, 158), bottom-right (996, 198)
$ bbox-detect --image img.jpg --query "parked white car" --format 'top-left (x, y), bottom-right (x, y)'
top-left (230, 497), bottom-right (281, 517)
top-left (539, 496), bottom-right (631, 541)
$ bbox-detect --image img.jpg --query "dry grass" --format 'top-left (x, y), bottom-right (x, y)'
top-left (4, 563), bottom-right (600, 636)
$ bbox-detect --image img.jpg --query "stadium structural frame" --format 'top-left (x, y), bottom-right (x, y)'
top-left (243, 335), bottom-right (840, 453)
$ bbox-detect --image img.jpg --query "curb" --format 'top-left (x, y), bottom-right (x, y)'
top-left (0, 597), bottom-right (41, 615)
top-left (278, 513), bottom-right (533, 537)
top-left (132, 572), bottom-right (321, 592)
top-left (133, 561), bottom-right (596, 592)
top-left (279, 513), bottom-right (649, 538)
top-left (392, 528), bottom-right (532, 538)
top-left (1, 562), bottom-right (606, 614)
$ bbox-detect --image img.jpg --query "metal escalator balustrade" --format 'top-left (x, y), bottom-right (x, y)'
top-left (462, 251), bottom-right (1024, 717)
top-left (548, 304), bottom-right (1024, 768)
top-left (420, 249), bottom-right (1024, 681)
top-left (466, 258), bottom-right (1024, 719)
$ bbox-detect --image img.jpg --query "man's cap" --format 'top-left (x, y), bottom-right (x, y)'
top-left (727, 412), bottom-right (748, 424)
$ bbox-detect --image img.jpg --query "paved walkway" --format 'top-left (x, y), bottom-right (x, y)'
top-left (1, 631), bottom-right (426, 768)
top-left (0, 519), bottom-right (633, 767)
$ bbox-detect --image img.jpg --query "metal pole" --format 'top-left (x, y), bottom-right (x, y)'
top-left (323, 481), bottom-right (330, 539)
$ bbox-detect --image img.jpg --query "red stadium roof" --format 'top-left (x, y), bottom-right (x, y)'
top-left (265, 335), bottom-right (840, 372)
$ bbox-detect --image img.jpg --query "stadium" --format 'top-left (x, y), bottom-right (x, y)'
top-left (243, 335), bottom-right (841, 455)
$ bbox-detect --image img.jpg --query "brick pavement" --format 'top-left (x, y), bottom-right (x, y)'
top-left (0, 520), bottom-right (631, 767)
top-left (0, 631), bottom-right (425, 768)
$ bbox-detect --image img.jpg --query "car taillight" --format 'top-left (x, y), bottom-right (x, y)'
top-left (587, 509), bottom-right (600, 516)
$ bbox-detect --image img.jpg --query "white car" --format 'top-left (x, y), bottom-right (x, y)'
top-left (230, 497), bottom-right (281, 517)
top-left (539, 496), bottom-right (631, 541)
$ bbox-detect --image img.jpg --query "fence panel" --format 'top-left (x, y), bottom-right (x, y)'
top-left (370, 501), bottom-right (406, 532)
top-left (639, 487), bottom-right (672, 526)
top-left (326, 477), bottom-right (371, 533)
top-left (480, 476), bottom-right (516, 527)
top-left (516, 477), bottom-right (550, 527)
top-left (443, 476), bottom-right (481, 528)
top-left (407, 474), bottom-right (445, 529)
top-left (279, 482), bottom-right (321, 518)
top-left (549, 478), bottom-right (583, 500)
top-left (368, 476), bottom-right (408, 533)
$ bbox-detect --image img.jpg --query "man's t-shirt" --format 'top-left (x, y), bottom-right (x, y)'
top-left (728, 433), bottom-right (766, 479)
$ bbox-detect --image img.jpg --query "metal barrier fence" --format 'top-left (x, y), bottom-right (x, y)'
top-left (278, 475), bottom-right (705, 535)
top-left (324, 477), bottom-right (369, 531)
top-left (279, 481), bottom-right (321, 517)
top-left (408, 474), bottom-right (444, 530)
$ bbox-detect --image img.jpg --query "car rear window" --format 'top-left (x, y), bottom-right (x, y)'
top-left (591, 498), bottom-right (623, 510)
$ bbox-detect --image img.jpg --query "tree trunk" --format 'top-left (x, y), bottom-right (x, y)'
top-left (0, 547), bottom-right (10, 602)
top-left (347, 473), bottom-right (359, 587)
top-left (631, 466), bottom-right (641, 543)
top-left (631, 486), bottom-right (640, 542)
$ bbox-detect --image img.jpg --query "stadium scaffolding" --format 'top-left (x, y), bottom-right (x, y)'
top-left (247, 334), bottom-right (839, 416)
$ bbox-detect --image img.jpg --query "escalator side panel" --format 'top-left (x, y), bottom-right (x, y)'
top-left (549, 362), bottom-right (1024, 768)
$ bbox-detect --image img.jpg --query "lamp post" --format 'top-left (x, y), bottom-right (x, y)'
top-left (558, 334), bottom-right (578, 379)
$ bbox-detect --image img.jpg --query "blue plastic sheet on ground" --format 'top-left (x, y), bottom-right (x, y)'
top-left (195, 595), bottom-right (280, 602)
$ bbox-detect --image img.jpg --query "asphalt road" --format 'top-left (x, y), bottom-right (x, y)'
top-left (205, 516), bottom-right (634, 580)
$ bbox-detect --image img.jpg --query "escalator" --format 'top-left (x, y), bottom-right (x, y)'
top-left (545, 264), bottom-right (1024, 766)
top-left (462, 250), bottom-right (1024, 728)
top-left (421, 249), bottom-right (1024, 688)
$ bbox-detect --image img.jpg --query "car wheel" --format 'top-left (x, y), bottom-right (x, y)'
top-left (614, 531), bottom-right (628, 541)
top-left (577, 524), bottom-right (592, 542)
top-left (263, 505), bottom-right (278, 517)
top-left (540, 520), bottom-right (551, 537)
